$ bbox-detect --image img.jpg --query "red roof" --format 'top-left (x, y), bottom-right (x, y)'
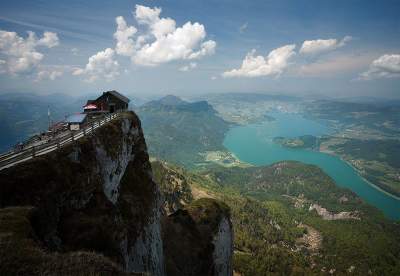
top-left (83, 104), bottom-right (97, 110)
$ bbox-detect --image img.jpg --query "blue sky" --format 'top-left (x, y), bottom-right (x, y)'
top-left (0, 0), bottom-right (399, 99)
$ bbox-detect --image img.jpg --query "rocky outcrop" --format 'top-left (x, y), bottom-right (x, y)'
top-left (152, 161), bottom-right (234, 275)
top-left (0, 112), bottom-right (164, 275)
top-left (162, 198), bottom-right (233, 276)
top-left (151, 160), bottom-right (193, 215)
top-left (212, 217), bottom-right (234, 276)
top-left (309, 204), bottom-right (360, 220)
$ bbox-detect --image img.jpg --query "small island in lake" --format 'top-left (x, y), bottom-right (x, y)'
top-left (273, 135), bottom-right (318, 149)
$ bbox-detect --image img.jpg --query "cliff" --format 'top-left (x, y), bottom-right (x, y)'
top-left (152, 161), bottom-right (233, 276)
top-left (0, 112), bottom-right (164, 275)
top-left (162, 199), bottom-right (233, 276)
top-left (0, 111), bottom-right (233, 276)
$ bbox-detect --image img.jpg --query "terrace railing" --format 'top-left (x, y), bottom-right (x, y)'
top-left (0, 112), bottom-right (121, 171)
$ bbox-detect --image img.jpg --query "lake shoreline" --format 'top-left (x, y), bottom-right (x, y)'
top-left (223, 112), bottom-right (400, 220)
top-left (319, 148), bottom-right (400, 201)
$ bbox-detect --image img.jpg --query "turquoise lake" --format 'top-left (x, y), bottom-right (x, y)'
top-left (223, 112), bottom-right (400, 220)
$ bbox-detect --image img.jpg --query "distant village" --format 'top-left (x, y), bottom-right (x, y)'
top-left (18, 90), bottom-right (130, 151)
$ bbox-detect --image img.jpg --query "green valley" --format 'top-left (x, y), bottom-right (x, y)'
top-left (152, 160), bottom-right (400, 275)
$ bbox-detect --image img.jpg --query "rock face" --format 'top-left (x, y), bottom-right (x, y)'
top-left (152, 161), bottom-right (234, 275)
top-left (0, 112), bottom-right (164, 275)
top-left (309, 204), bottom-right (360, 220)
top-left (162, 198), bottom-right (233, 276)
top-left (212, 217), bottom-right (234, 276)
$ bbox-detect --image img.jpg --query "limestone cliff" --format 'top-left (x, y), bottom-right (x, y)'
top-left (162, 199), bottom-right (233, 276)
top-left (0, 112), bottom-right (164, 275)
top-left (152, 161), bottom-right (233, 276)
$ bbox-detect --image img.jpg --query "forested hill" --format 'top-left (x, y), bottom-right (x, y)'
top-left (153, 160), bottom-right (400, 275)
top-left (137, 96), bottom-right (230, 167)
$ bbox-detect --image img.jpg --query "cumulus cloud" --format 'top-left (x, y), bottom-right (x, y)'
top-left (135, 5), bottom-right (162, 25)
top-left (188, 40), bottom-right (216, 59)
top-left (359, 54), bottom-right (400, 80)
top-left (74, 4), bottom-right (215, 82)
top-left (0, 30), bottom-right (59, 75)
top-left (112, 5), bottom-right (216, 66)
top-left (222, 44), bottom-right (296, 78)
top-left (179, 62), bottom-right (197, 72)
top-left (133, 21), bottom-right (206, 65)
top-left (73, 48), bottom-right (119, 82)
top-left (37, 31), bottom-right (59, 48)
top-left (36, 69), bottom-right (63, 81)
top-left (300, 36), bottom-right (352, 55)
top-left (114, 16), bottom-right (137, 56)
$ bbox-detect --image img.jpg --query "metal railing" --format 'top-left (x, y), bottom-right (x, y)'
top-left (0, 112), bottom-right (120, 171)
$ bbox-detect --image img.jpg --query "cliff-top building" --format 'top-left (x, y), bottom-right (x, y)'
top-left (83, 90), bottom-right (130, 114)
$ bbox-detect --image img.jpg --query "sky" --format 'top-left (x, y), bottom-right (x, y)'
top-left (0, 0), bottom-right (399, 99)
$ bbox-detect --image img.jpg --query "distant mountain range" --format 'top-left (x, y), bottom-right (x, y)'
top-left (197, 92), bottom-right (300, 103)
top-left (143, 94), bottom-right (215, 112)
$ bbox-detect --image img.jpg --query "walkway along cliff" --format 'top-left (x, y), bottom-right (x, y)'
top-left (0, 111), bottom-right (233, 276)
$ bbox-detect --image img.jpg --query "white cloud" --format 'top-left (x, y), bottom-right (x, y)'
top-left (179, 62), bottom-right (197, 72)
top-left (222, 44), bottom-right (296, 78)
top-left (359, 54), bottom-right (400, 80)
top-left (112, 5), bottom-right (216, 66)
top-left (297, 54), bottom-right (372, 77)
top-left (75, 4), bottom-right (215, 81)
top-left (37, 31), bottom-right (59, 48)
top-left (188, 40), bottom-right (216, 59)
top-left (73, 48), bottom-right (119, 82)
top-left (36, 69), bottom-right (63, 81)
top-left (135, 5), bottom-right (162, 26)
top-left (151, 17), bottom-right (176, 39)
top-left (133, 21), bottom-right (202, 65)
top-left (114, 16), bottom-right (137, 56)
top-left (0, 30), bottom-right (59, 75)
top-left (300, 36), bottom-right (352, 55)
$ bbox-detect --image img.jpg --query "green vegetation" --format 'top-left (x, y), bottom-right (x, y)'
top-left (328, 138), bottom-right (400, 169)
top-left (137, 96), bottom-right (231, 168)
top-left (304, 100), bottom-right (400, 198)
top-left (304, 100), bottom-right (400, 138)
top-left (151, 160), bottom-right (193, 214)
top-left (323, 138), bottom-right (400, 197)
top-left (274, 135), bottom-right (318, 149)
top-left (144, 96), bottom-right (400, 274)
top-left (154, 160), bottom-right (400, 275)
